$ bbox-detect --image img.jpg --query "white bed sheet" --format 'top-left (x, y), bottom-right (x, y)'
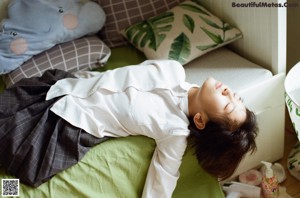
top-left (184, 47), bottom-right (273, 92)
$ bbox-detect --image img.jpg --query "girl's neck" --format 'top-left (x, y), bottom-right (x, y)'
top-left (188, 87), bottom-right (200, 117)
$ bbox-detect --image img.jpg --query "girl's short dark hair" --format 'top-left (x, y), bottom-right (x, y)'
top-left (187, 108), bottom-right (258, 180)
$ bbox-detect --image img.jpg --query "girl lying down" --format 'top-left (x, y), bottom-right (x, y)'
top-left (0, 60), bottom-right (258, 198)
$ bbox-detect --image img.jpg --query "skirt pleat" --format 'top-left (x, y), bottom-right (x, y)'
top-left (0, 70), bottom-right (108, 187)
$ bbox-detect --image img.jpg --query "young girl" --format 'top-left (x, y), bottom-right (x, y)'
top-left (0, 60), bottom-right (257, 198)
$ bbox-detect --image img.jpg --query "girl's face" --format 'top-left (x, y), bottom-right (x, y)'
top-left (198, 77), bottom-right (247, 126)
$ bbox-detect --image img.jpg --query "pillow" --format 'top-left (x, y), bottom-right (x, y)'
top-left (0, 0), bottom-right (106, 74)
top-left (120, 0), bottom-right (242, 65)
top-left (2, 36), bottom-right (111, 87)
top-left (96, 0), bottom-right (185, 47)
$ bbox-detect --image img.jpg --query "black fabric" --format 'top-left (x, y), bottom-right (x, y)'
top-left (0, 70), bottom-right (109, 187)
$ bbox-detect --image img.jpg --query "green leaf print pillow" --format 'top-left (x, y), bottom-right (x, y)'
top-left (120, 0), bottom-right (242, 65)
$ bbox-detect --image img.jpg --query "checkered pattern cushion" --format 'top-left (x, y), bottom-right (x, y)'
top-left (96, 0), bottom-right (185, 47)
top-left (2, 36), bottom-right (111, 87)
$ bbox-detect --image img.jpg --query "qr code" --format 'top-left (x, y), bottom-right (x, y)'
top-left (1, 179), bottom-right (19, 197)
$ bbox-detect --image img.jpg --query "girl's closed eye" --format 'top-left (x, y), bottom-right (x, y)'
top-left (225, 102), bottom-right (235, 113)
top-left (234, 93), bottom-right (244, 102)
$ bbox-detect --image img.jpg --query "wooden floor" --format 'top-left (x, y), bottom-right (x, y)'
top-left (277, 116), bottom-right (300, 197)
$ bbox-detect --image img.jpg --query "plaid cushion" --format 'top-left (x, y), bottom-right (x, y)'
top-left (2, 36), bottom-right (111, 87)
top-left (96, 0), bottom-right (185, 47)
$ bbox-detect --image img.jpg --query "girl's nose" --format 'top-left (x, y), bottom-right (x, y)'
top-left (222, 88), bottom-right (229, 96)
top-left (222, 88), bottom-right (235, 100)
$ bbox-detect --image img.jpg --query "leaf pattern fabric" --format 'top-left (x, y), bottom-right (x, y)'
top-left (121, 0), bottom-right (242, 65)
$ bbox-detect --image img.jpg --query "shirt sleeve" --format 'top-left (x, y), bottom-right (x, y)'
top-left (142, 135), bottom-right (187, 198)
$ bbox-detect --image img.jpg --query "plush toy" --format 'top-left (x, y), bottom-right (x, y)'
top-left (0, 0), bottom-right (106, 74)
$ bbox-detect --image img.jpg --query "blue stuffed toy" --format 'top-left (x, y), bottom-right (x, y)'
top-left (0, 0), bottom-right (106, 74)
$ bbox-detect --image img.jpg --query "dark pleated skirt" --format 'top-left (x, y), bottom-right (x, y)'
top-left (0, 70), bottom-right (109, 187)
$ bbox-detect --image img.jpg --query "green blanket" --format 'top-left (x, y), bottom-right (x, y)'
top-left (0, 137), bottom-right (224, 197)
top-left (0, 46), bottom-right (224, 198)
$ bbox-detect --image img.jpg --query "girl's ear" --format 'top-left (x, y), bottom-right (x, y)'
top-left (193, 112), bottom-right (207, 130)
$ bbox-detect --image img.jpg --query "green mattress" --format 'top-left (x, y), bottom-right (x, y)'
top-left (0, 46), bottom-right (225, 198)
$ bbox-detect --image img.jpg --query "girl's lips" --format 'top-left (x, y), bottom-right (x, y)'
top-left (216, 82), bottom-right (223, 89)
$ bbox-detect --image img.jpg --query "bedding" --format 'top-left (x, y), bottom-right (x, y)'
top-left (121, 0), bottom-right (242, 65)
top-left (0, 46), bottom-right (226, 198)
top-left (0, 45), bottom-right (273, 197)
top-left (0, 0), bottom-right (105, 74)
top-left (0, 69), bottom-right (109, 187)
top-left (0, 137), bottom-right (224, 198)
top-left (2, 36), bottom-right (111, 87)
top-left (96, 0), bottom-right (185, 47)
top-left (0, 0), bottom-right (286, 196)
top-left (184, 47), bottom-right (273, 91)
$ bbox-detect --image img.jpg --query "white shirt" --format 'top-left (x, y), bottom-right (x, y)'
top-left (46, 60), bottom-right (198, 198)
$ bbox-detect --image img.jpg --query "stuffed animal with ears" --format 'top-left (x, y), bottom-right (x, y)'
top-left (0, 0), bottom-right (106, 74)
